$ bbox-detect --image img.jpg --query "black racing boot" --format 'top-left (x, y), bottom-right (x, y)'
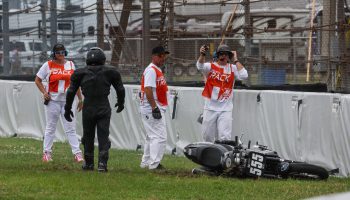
top-left (82, 154), bottom-right (94, 171)
top-left (82, 162), bottom-right (94, 171)
top-left (98, 144), bottom-right (110, 173)
top-left (97, 162), bottom-right (108, 173)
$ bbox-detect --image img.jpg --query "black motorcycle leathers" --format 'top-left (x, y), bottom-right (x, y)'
top-left (65, 64), bottom-right (125, 167)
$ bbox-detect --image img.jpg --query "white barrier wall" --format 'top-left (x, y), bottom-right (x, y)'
top-left (0, 80), bottom-right (349, 176)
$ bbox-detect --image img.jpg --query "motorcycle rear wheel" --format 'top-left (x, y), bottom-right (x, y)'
top-left (287, 163), bottom-right (329, 180)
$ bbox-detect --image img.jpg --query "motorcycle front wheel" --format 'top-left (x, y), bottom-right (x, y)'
top-left (287, 163), bottom-right (329, 180)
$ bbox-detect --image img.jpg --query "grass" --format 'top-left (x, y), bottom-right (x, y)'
top-left (0, 138), bottom-right (349, 200)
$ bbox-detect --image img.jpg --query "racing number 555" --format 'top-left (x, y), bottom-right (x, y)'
top-left (249, 153), bottom-right (264, 176)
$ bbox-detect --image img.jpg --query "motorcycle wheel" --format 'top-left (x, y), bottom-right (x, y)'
top-left (287, 163), bottom-right (329, 180)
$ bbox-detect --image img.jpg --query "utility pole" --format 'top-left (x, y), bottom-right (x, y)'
top-left (41, 0), bottom-right (48, 56)
top-left (3, 0), bottom-right (10, 75)
top-left (168, 0), bottom-right (174, 54)
top-left (111, 0), bottom-right (132, 65)
top-left (337, 0), bottom-right (348, 92)
top-left (97, 0), bottom-right (104, 49)
top-left (50, 0), bottom-right (57, 47)
top-left (344, 0), bottom-right (350, 93)
top-left (167, 0), bottom-right (174, 81)
top-left (243, 0), bottom-right (251, 84)
top-left (142, 0), bottom-right (151, 66)
top-left (159, 1), bottom-right (167, 47)
top-left (243, 0), bottom-right (251, 57)
top-left (322, 0), bottom-right (336, 91)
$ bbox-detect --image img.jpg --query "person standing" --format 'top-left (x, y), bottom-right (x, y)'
top-left (35, 43), bottom-right (84, 163)
top-left (64, 47), bottom-right (125, 172)
top-left (139, 46), bottom-right (170, 170)
top-left (196, 44), bottom-right (248, 142)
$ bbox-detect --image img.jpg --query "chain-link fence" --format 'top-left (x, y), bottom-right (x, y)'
top-left (0, 0), bottom-right (349, 92)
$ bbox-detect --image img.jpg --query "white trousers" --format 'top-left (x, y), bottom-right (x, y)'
top-left (202, 110), bottom-right (232, 142)
top-left (43, 100), bottom-right (81, 155)
top-left (140, 111), bottom-right (167, 169)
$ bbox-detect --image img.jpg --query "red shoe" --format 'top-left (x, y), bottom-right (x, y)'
top-left (42, 152), bottom-right (53, 162)
top-left (74, 152), bottom-right (84, 163)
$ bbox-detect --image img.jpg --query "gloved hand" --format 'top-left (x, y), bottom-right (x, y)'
top-left (64, 109), bottom-right (74, 122)
top-left (152, 107), bottom-right (162, 119)
top-left (200, 45), bottom-right (209, 56)
top-left (115, 103), bottom-right (124, 113)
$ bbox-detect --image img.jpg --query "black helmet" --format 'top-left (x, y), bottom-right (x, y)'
top-left (216, 44), bottom-right (233, 59)
top-left (53, 43), bottom-right (66, 52)
top-left (86, 47), bottom-right (106, 65)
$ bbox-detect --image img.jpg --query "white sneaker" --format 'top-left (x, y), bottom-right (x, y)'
top-left (140, 163), bottom-right (149, 169)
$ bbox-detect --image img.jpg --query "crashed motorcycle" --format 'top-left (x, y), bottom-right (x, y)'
top-left (184, 136), bottom-right (330, 180)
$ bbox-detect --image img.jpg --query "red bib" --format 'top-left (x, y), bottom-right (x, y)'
top-left (141, 66), bottom-right (168, 106)
top-left (202, 63), bottom-right (235, 102)
top-left (47, 60), bottom-right (74, 93)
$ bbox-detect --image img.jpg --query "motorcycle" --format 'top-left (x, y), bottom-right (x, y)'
top-left (184, 136), bottom-right (330, 180)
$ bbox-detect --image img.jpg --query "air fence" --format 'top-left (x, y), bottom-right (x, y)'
top-left (0, 80), bottom-right (350, 177)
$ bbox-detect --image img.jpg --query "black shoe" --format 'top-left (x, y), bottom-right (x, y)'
top-left (97, 162), bottom-right (108, 173)
top-left (82, 162), bottom-right (94, 171)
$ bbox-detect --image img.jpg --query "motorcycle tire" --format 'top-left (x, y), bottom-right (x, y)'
top-left (287, 163), bottom-right (329, 180)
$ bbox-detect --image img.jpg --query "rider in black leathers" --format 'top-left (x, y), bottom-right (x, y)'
top-left (64, 47), bottom-right (125, 172)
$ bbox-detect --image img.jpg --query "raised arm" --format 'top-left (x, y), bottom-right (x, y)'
top-left (231, 51), bottom-right (248, 80)
top-left (232, 51), bottom-right (245, 71)
top-left (196, 45), bottom-right (211, 74)
top-left (197, 45), bottom-right (207, 64)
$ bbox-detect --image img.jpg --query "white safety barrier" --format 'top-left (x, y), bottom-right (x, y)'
top-left (0, 80), bottom-right (349, 177)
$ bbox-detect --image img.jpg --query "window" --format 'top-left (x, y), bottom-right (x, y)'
top-left (251, 47), bottom-right (259, 56)
top-left (88, 26), bottom-right (95, 36)
top-left (87, 43), bottom-right (97, 49)
top-left (9, 42), bottom-right (26, 51)
top-left (150, 19), bottom-right (167, 30)
top-left (29, 42), bottom-right (42, 51)
top-left (58, 23), bottom-right (72, 30)
top-left (267, 19), bottom-right (277, 29)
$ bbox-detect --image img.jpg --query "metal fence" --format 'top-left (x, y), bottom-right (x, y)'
top-left (0, 0), bottom-right (349, 92)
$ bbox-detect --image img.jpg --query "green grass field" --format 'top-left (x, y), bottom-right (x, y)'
top-left (0, 137), bottom-right (349, 200)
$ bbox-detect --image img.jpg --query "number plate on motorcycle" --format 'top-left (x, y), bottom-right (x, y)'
top-left (246, 152), bottom-right (265, 177)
